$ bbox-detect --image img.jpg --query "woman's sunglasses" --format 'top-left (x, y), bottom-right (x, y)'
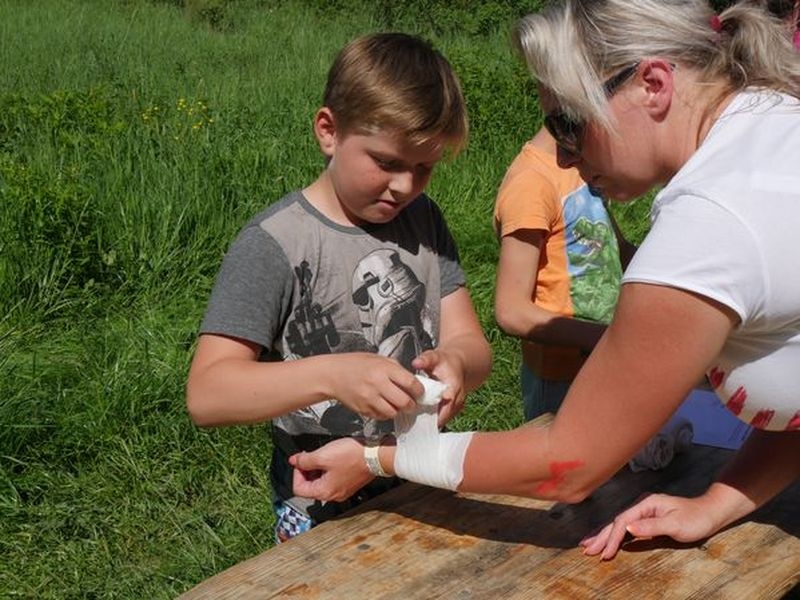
top-left (543, 61), bottom-right (641, 156)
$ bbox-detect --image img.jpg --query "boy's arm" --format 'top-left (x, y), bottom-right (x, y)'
top-left (412, 287), bottom-right (492, 425)
top-left (186, 334), bottom-right (422, 427)
top-left (494, 229), bottom-right (607, 353)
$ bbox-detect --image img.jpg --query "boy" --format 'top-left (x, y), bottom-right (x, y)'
top-left (186, 32), bottom-right (492, 542)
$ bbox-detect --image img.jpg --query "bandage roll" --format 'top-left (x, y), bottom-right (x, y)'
top-left (393, 374), bottom-right (473, 491)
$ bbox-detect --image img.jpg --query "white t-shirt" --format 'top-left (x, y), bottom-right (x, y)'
top-left (623, 89), bottom-right (800, 431)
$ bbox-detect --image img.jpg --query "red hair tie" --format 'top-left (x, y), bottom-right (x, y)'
top-left (709, 14), bottom-right (723, 33)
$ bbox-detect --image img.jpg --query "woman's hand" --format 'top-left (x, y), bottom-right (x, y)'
top-left (580, 492), bottom-right (720, 560)
top-left (290, 438), bottom-right (374, 502)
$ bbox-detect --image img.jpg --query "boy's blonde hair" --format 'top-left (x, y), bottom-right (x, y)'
top-left (323, 32), bottom-right (468, 155)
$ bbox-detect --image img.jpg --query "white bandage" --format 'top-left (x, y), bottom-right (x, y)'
top-left (393, 374), bottom-right (473, 491)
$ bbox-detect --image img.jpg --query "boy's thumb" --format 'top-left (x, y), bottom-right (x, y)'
top-left (289, 451), bottom-right (312, 470)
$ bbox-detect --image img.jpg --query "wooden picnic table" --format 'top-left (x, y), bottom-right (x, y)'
top-left (180, 416), bottom-right (800, 599)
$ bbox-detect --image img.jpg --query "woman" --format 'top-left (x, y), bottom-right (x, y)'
top-left (290, 0), bottom-right (800, 559)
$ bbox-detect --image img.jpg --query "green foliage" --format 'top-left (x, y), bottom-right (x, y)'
top-left (609, 193), bottom-right (655, 246)
top-left (184, 0), bottom-right (235, 31)
top-left (0, 89), bottom-right (118, 316)
top-left (302, 0), bottom-right (544, 36)
top-left (448, 40), bottom-right (541, 150)
top-left (0, 86), bottom-right (226, 320)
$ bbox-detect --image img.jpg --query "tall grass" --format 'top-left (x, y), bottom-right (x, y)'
top-left (0, 0), bottom-right (651, 597)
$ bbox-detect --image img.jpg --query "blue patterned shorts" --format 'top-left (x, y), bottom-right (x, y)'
top-left (274, 501), bottom-right (313, 543)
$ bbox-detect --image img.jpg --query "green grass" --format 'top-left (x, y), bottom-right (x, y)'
top-left (0, 0), bottom-right (650, 597)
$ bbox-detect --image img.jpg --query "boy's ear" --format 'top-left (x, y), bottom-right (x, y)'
top-left (313, 107), bottom-right (337, 157)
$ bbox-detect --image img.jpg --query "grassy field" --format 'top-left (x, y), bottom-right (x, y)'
top-left (0, 0), bottom-right (652, 597)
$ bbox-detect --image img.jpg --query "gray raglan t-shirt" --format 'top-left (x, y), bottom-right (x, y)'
top-left (200, 191), bottom-right (465, 513)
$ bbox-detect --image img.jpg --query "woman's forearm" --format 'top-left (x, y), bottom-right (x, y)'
top-left (378, 424), bottom-right (592, 503)
top-left (383, 284), bottom-right (741, 504)
top-left (712, 429), bottom-right (800, 524)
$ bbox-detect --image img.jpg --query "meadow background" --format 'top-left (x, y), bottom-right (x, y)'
top-left (0, 0), bottom-right (653, 597)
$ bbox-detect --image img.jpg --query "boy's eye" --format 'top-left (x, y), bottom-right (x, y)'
top-left (373, 156), bottom-right (434, 176)
top-left (374, 156), bottom-right (401, 171)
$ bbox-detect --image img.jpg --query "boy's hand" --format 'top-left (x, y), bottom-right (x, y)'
top-left (328, 353), bottom-right (424, 420)
top-left (290, 438), bottom-right (371, 502)
top-left (412, 349), bottom-right (466, 426)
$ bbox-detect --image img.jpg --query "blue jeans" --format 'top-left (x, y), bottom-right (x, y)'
top-left (521, 363), bottom-right (571, 421)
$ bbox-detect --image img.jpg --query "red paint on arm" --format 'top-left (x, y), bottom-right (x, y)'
top-left (534, 460), bottom-right (584, 495)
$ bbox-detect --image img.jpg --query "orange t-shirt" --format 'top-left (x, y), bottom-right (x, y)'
top-left (493, 142), bottom-right (622, 380)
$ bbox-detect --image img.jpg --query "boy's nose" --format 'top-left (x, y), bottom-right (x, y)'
top-left (389, 170), bottom-right (415, 196)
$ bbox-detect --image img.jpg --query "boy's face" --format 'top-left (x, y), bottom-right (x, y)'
top-left (316, 111), bottom-right (445, 226)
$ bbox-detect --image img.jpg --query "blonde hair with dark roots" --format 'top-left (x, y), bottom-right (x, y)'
top-left (323, 32), bottom-right (468, 155)
top-left (515, 0), bottom-right (800, 127)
